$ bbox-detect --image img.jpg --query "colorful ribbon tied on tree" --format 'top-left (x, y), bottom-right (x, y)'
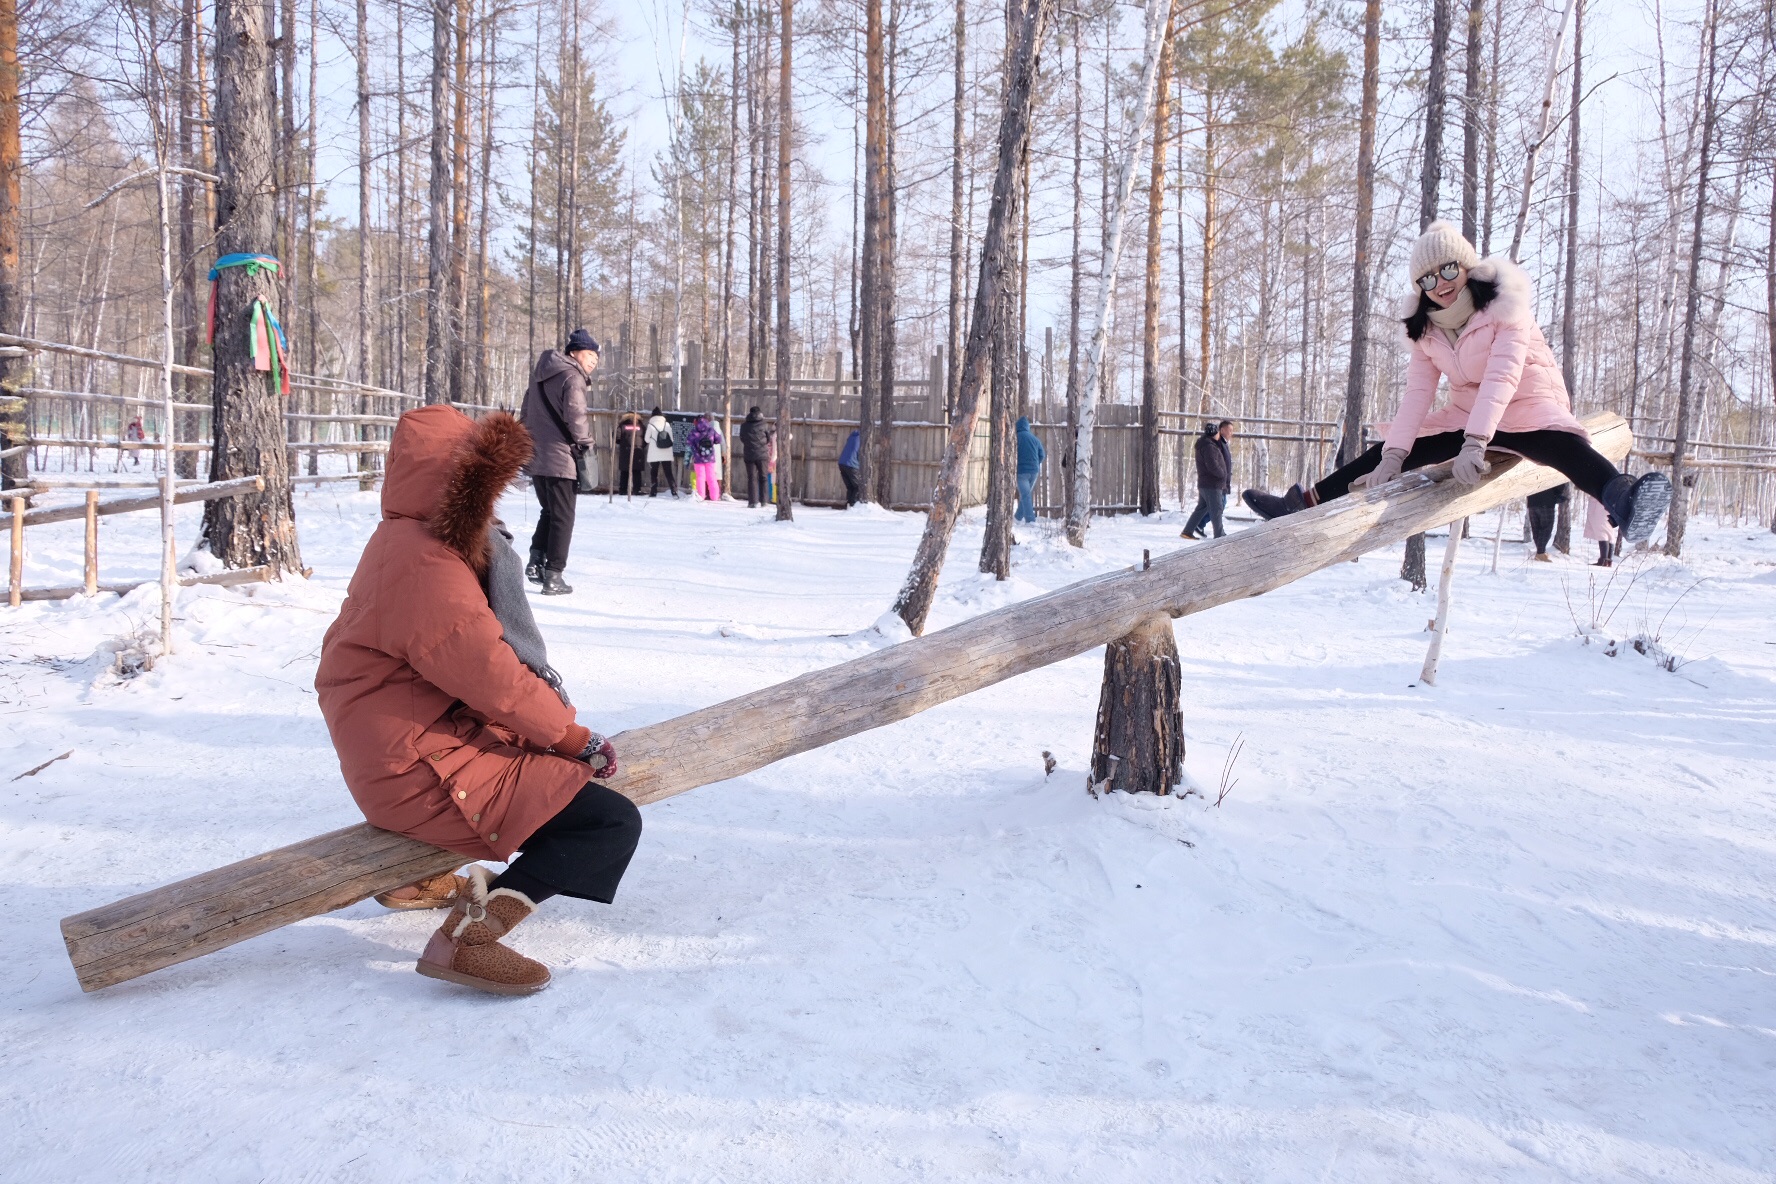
top-left (207, 253), bottom-right (291, 396)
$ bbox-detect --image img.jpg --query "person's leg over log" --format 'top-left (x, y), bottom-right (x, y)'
top-left (1088, 615), bottom-right (1184, 796)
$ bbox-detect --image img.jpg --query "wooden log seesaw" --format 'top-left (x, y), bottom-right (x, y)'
top-left (59, 414), bottom-right (1632, 992)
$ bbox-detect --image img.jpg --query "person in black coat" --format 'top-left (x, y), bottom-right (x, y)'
top-left (1525, 482), bottom-right (1569, 562)
top-left (1181, 420), bottom-right (1235, 540)
top-left (739, 406), bottom-right (773, 507)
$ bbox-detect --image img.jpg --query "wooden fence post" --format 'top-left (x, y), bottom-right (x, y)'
top-left (1088, 613), bottom-right (1184, 795)
top-left (8, 495), bottom-right (22, 606)
top-left (1420, 519), bottom-right (1465, 686)
top-left (83, 489), bottom-right (98, 594)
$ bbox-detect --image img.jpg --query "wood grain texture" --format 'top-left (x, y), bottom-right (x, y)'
top-left (60, 414), bottom-right (1628, 991)
top-left (0, 475), bottom-right (264, 529)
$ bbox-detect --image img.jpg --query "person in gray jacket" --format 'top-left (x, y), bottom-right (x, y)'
top-left (520, 328), bottom-right (599, 595)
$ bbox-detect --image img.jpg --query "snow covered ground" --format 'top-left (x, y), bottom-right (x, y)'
top-left (3, 480), bottom-right (1773, 1182)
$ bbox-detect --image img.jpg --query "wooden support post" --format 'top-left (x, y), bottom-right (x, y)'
top-left (8, 495), bottom-right (21, 607)
top-left (84, 490), bottom-right (98, 595)
top-left (1088, 614), bottom-right (1184, 795)
top-left (1420, 518), bottom-right (1465, 686)
top-left (59, 414), bottom-right (1632, 992)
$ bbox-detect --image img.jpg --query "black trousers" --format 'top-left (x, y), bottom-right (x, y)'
top-left (529, 475), bottom-right (577, 572)
top-left (839, 464), bottom-right (863, 506)
top-left (744, 457), bottom-right (769, 506)
top-left (491, 782), bottom-right (643, 904)
top-left (1315, 429), bottom-right (1619, 505)
top-left (649, 460), bottom-right (678, 496)
top-left (1526, 483), bottom-right (1569, 554)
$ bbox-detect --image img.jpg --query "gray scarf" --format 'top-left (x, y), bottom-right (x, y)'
top-left (1427, 286), bottom-right (1476, 346)
top-left (484, 523), bottom-right (569, 705)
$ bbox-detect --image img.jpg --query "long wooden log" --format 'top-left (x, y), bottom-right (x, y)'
top-left (60, 415), bottom-right (1630, 991)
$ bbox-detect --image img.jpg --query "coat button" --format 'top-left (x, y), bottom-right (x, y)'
top-left (488, 833), bottom-right (498, 842)
top-left (472, 813), bottom-right (481, 823)
top-left (430, 753), bottom-right (444, 761)
top-left (456, 790), bottom-right (466, 800)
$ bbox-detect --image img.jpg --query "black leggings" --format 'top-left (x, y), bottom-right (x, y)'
top-left (649, 460), bottom-right (678, 495)
top-left (1315, 429), bottom-right (1620, 505)
top-left (491, 782), bottom-right (642, 905)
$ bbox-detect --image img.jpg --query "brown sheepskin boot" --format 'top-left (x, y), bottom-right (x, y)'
top-left (416, 867), bottom-right (550, 996)
top-left (374, 869), bottom-right (472, 911)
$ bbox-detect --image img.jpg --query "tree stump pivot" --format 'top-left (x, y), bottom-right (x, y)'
top-left (1089, 614), bottom-right (1184, 795)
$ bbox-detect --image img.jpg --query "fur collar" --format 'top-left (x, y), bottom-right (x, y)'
top-left (431, 412), bottom-right (532, 575)
top-left (1399, 254), bottom-right (1535, 342)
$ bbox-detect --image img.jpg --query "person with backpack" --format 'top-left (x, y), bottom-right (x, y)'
top-left (739, 406), bottom-right (772, 507)
top-left (644, 406), bottom-right (678, 497)
top-left (686, 414), bottom-right (725, 501)
top-left (518, 328), bottom-right (598, 595)
top-left (837, 428), bottom-right (863, 507)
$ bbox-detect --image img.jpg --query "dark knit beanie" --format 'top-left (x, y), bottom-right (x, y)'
top-left (566, 328), bottom-right (600, 354)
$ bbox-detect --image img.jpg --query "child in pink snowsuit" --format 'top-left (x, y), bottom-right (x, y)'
top-left (686, 415), bottom-right (723, 501)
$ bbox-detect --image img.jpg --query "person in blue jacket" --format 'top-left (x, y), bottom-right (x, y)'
top-left (1015, 416), bottom-right (1045, 523)
top-left (838, 429), bottom-right (863, 507)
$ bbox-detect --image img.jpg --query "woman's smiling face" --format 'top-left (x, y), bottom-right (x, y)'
top-left (1424, 264), bottom-right (1468, 308)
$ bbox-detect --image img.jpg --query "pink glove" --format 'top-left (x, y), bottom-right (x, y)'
top-left (1351, 447), bottom-right (1409, 490)
top-left (579, 732), bottom-right (619, 780)
top-left (1451, 434), bottom-right (1492, 486)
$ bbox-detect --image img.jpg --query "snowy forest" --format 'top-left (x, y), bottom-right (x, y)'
top-left (3, 0), bottom-right (1774, 545)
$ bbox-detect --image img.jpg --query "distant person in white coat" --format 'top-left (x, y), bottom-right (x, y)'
top-left (645, 406), bottom-right (678, 498)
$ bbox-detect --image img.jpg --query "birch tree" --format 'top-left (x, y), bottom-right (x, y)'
top-left (1065, 0), bottom-right (1174, 548)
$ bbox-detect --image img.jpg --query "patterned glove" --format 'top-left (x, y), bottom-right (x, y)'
top-left (1451, 434), bottom-right (1492, 486)
top-left (1351, 447), bottom-right (1409, 491)
top-left (579, 732), bottom-right (619, 779)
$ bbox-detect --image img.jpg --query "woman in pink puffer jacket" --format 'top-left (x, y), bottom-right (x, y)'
top-left (1243, 222), bottom-right (1671, 543)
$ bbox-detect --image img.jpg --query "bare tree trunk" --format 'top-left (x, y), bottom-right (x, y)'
top-left (858, 0), bottom-right (884, 500)
top-left (1509, 0), bottom-right (1579, 261)
top-left (356, 0), bottom-right (372, 388)
top-left (1066, 0), bottom-right (1174, 548)
top-left (1139, 13), bottom-right (1174, 516)
top-left (424, 0), bottom-right (452, 403)
top-left (1666, 0), bottom-right (1719, 557)
top-left (205, 0), bottom-right (303, 574)
top-left (892, 0), bottom-right (1051, 633)
top-left (174, 0), bottom-right (201, 480)
top-left (1404, 0), bottom-right (1451, 590)
top-left (1560, 0), bottom-right (1583, 396)
top-left (1481, 0), bottom-right (1500, 253)
top-left (874, 0), bottom-right (899, 507)
top-left (1064, 14), bottom-right (1082, 528)
top-left (946, 0), bottom-right (965, 420)
top-left (448, 0), bottom-right (470, 404)
top-left (723, 0), bottom-right (741, 430)
top-left (1339, 0), bottom-right (1381, 468)
top-left (1461, 0), bottom-right (1483, 242)
top-left (0, 0), bottom-right (19, 487)
top-left (774, 0), bottom-right (794, 522)
top-left (472, 0), bottom-right (494, 405)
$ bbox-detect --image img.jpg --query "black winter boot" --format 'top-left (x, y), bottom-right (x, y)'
top-left (539, 570), bottom-right (574, 596)
top-left (525, 552), bottom-right (545, 584)
top-left (1600, 472), bottom-right (1673, 544)
top-left (1242, 484), bottom-right (1310, 521)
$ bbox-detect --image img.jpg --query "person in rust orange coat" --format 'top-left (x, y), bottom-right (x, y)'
top-left (317, 405), bottom-right (640, 996)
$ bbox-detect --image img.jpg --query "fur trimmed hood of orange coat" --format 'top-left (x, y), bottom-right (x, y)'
top-left (380, 405), bottom-right (532, 575)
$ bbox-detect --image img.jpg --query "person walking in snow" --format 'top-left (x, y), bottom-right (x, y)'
top-left (1525, 483), bottom-right (1567, 563)
top-left (644, 406), bottom-right (678, 497)
top-left (837, 428), bottom-right (863, 507)
top-left (1181, 420), bottom-right (1235, 540)
top-left (739, 405), bottom-right (772, 507)
top-left (316, 406), bottom-right (640, 996)
top-left (1015, 416), bottom-right (1045, 524)
top-left (686, 413), bottom-right (724, 501)
top-left (519, 328), bottom-right (599, 595)
top-left (615, 410), bottom-right (647, 496)
top-left (1239, 222), bottom-right (1672, 544)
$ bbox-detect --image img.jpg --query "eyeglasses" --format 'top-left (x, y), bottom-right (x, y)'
top-left (1416, 261), bottom-right (1463, 291)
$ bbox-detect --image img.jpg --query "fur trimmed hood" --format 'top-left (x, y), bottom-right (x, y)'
top-left (1398, 254), bottom-right (1536, 342)
top-left (381, 405), bottom-right (533, 574)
